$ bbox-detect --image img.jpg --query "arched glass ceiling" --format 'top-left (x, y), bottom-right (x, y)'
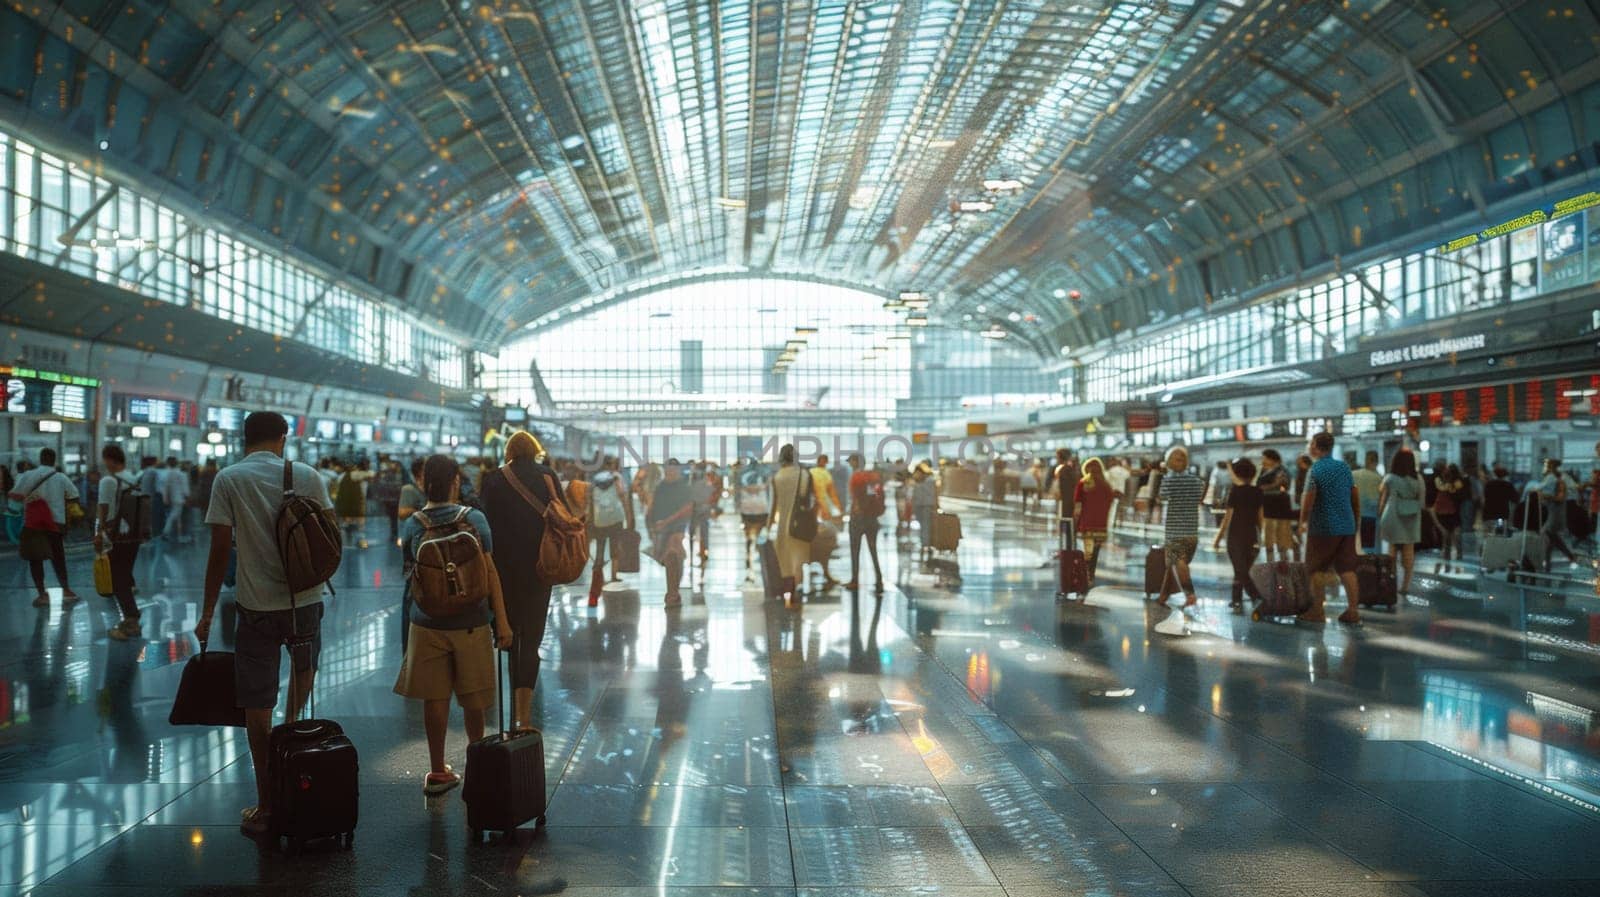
top-left (491, 278), bottom-right (913, 432)
top-left (2, 0), bottom-right (1595, 356)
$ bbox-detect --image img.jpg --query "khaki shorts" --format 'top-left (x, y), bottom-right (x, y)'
top-left (1262, 518), bottom-right (1296, 550)
top-left (394, 624), bottom-right (495, 710)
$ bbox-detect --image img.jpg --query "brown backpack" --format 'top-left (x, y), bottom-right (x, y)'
top-left (275, 459), bottom-right (343, 594)
top-left (500, 464), bottom-right (589, 584)
top-left (410, 506), bottom-right (491, 617)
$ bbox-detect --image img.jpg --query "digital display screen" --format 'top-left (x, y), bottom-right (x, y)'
top-left (206, 406), bottom-right (247, 431)
top-left (503, 406), bottom-right (527, 423)
top-left (1409, 374), bottom-right (1600, 426)
top-left (386, 428), bottom-right (408, 444)
top-left (0, 371), bottom-right (97, 421)
top-left (353, 424), bottom-right (374, 443)
top-left (119, 395), bottom-right (201, 426)
top-left (314, 419), bottom-right (339, 440)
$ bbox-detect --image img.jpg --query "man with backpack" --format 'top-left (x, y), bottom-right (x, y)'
top-left (845, 453), bottom-right (885, 592)
top-left (93, 445), bottom-right (147, 640)
top-left (195, 412), bottom-right (338, 838)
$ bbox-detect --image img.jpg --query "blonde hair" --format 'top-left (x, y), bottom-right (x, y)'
top-left (504, 430), bottom-right (544, 463)
top-left (1080, 456), bottom-right (1107, 487)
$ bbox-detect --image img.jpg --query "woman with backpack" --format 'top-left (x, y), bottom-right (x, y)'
top-left (587, 457), bottom-right (634, 606)
top-left (1378, 447), bottom-right (1426, 596)
top-left (395, 453), bottom-right (513, 795)
top-left (478, 432), bottom-right (568, 731)
top-left (1431, 463), bottom-right (1467, 573)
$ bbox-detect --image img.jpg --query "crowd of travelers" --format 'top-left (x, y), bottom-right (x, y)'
top-left (8, 418), bottom-right (1599, 839)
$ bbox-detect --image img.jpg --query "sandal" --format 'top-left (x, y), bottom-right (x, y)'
top-left (423, 767), bottom-right (461, 795)
top-left (240, 806), bottom-right (271, 836)
top-left (1337, 609), bottom-right (1362, 626)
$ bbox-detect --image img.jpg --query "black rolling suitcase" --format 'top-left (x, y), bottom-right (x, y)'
top-left (757, 535), bottom-right (784, 599)
top-left (1143, 546), bottom-right (1169, 599)
top-left (464, 648), bottom-right (547, 841)
top-left (267, 695), bottom-right (359, 851)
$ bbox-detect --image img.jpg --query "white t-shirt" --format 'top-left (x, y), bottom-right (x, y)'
top-left (206, 451), bottom-right (332, 612)
top-left (98, 470), bottom-right (139, 537)
top-left (12, 467), bottom-right (79, 528)
top-left (163, 467), bottom-right (191, 506)
top-left (1106, 465), bottom-right (1131, 494)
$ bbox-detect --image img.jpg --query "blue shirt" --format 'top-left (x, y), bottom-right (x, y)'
top-left (1306, 457), bottom-right (1356, 537)
top-left (401, 503), bottom-right (494, 630)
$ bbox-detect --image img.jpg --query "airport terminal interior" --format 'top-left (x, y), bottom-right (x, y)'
top-left (3, 0), bottom-right (1600, 894)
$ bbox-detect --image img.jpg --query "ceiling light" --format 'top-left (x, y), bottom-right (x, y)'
top-left (715, 197), bottom-right (746, 209)
top-left (929, 138), bottom-right (957, 149)
top-left (883, 299), bottom-right (906, 310)
top-left (1007, 311), bottom-right (1022, 322)
top-left (982, 178), bottom-right (1024, 192)
top-left (951, 199), bottom-right (995, 213)
top-left (1053, 288), bottom-right (1067, 299)
top-left (898, 291), bottom-right (926, 303)
top-left (887, 334), bottom-right (911, 342)
top-left (903, 297), bottom-right (930, 310)
top-left (794, 326), bottom-right (818, 335)
top-left (785, 339), bottom-right (807, 351)
top-left (907, 315), bottom-right (929, 327)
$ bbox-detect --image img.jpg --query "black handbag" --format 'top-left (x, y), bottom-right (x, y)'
top-left (788, 467), bottom-right (818, 542)
top-left (169, 645), bottom-right (247, 727)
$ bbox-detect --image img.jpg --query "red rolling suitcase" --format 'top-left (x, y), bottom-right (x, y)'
top-left (1056, 520), bottom-right (1089, 601)
top-left (464, 648), bottom-right (547, 841)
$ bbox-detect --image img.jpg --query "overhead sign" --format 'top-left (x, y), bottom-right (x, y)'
top-left (0, 366), bottom-right (97, 420)
top-left (114, 394), bottom-right (201, 426)
top-left (1368, 333), bottom-right (1486, 369)
top-left (1438, 189), bottom-right (1600, 253)
top-left (1409, 374), bottom-right (1600, 426)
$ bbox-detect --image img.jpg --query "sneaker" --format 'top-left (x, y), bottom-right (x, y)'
top-left (1229, 600), bottom-right (1244, 614)
top-left (1153, 612), bottom-right (1188, 636)
top-left (423, 768), bottom-right (461, 795)
top-left (240, 806), bottom-right (271, 836)
top-left (108, 620), bottom-right (142, 641)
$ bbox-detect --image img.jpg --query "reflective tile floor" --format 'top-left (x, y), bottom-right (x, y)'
top-left (3, 499), bottom-right (1599, 897)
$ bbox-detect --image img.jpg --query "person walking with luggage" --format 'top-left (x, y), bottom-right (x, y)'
top-left (478, 432), bottom-right (567, 727)
top-left (845, 453), bottom-right (885, 592)
top-left (1152, 446), bottom-right (1204, 634)
top-left (910, 461), bottom-right (939, 560)
top-left (1378, 448), bottom-right (1425, 597)
top-left (648, 460), bottom-right (695, 608)
top-left (587, 457), bottom-right (634, 594)
top-left (1071, 457), bottom-right (1115, 586)
top-left (138, 456), bottom-right (166, 540)
top-left (1352, 451), bottom-right (1382, 553)
top-left (1257, 450), bottom-right (1298, 563)
top-left (194, 412), bottom-right (334, 837)
top-left (93, 445), bottom-right (145, 640)
top-left (769, 446), bottom-right (816, 605)
top-left (1431, 464), bottom-right (1467, 573)
top-left (10, 448), bottom-right (81, 609)
top-left (1536, 458), bottom-right (1580, 570)
top-left (397, 453), bottom-right (514, 794)
top-left (1299, 432), bottom-right (1363, 626)
top-left (1214, 458), bottom-right (1266, 614)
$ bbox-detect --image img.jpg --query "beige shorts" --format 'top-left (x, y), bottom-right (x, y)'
top-left (394, 624), bottom-right (495, 710)
top-left (1262, 518), bottom-right (1296, 550)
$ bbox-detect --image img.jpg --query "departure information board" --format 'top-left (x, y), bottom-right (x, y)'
top-left (0, 367), bottom-right (99, 420)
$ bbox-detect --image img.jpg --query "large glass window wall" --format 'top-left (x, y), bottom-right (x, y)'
top-left (1082, 203), bottom-right (1600, 403)
top-left (0, 128), bottom-right (471, 388)
top-left (492, 279), bottom-right (913, 431)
